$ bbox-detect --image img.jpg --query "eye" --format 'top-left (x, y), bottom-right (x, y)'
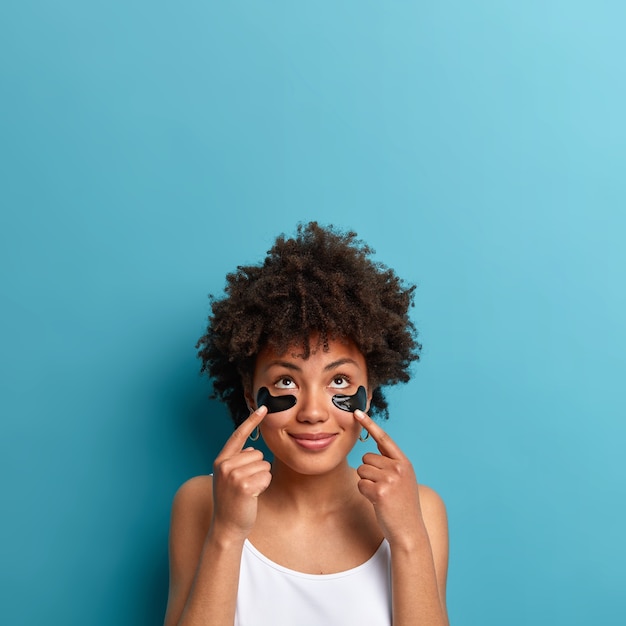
top-left (329, 375), bottom-right (350, 389)
top-left (274, 376), bottom-right (295, 389)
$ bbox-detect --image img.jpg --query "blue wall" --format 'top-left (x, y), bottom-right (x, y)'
top-left (2, 2), bottom-right (625, 624)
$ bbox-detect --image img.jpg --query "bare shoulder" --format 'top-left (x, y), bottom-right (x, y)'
top-left (417, 484), bottom-right (448, 543)
top-left (169, 474), bottom-right (214, 558)
top-left (171, 474), bottom-right (214, 521)
top-left (418, 484), bottom-right (448, 525)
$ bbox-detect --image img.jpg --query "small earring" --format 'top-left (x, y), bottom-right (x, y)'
top-left (359, 429), bottom-right (370, 442)
top-left (249, 427), bottom-right (260, 442)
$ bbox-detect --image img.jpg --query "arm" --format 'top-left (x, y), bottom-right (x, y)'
top-left (163, 407), bottom-right (271, 626)
top-left (354, 410), bottom-right (449, 626)
top-left (388, 485), bottom-right (449, 626)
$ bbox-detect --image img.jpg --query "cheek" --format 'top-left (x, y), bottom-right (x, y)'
top-left (334, 410), bottom-right (362, 436)
top-left (259, 412), bottom-right (292, 434)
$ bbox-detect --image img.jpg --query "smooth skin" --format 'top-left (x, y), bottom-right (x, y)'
top-left (164, 339), bottom-right (449, 626)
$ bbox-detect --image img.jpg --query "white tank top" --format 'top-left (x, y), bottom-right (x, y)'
top-left (234, 539), bottom-right (392, 626)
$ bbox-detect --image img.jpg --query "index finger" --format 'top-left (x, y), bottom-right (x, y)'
top-left (218, 406), bottom-right (269, 458)
top-left (354, 410), bottom-right (405, 459)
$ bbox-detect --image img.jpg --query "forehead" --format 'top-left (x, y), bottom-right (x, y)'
top-left (255, 336), bottom-right (367, 372)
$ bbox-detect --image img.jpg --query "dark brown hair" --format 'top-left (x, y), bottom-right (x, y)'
top-left (197, 222), bottom-right (421, 426)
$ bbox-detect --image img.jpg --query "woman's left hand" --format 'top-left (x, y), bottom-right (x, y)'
top-left (354, 409), bottom-right (426, 548)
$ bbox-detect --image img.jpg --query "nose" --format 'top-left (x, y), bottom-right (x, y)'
top-left (296, 389), bottom-right (330, 424)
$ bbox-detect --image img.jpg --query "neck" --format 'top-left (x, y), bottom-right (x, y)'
top-left (263, 459), bottom-right (359, 515)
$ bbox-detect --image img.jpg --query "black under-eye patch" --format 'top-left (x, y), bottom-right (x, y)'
top-left (331, 385), bottom-right (368, 412)
top-left (256, 385), bottom-right (367, 414)
top-left (256, 387), bottom-right (297, 413)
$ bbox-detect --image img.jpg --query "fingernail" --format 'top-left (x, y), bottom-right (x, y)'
top-left (354, 409), bottom-right (365, 420)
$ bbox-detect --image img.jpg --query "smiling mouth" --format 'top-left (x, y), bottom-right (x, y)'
top-left (289, 432), bottom-right (338, 450)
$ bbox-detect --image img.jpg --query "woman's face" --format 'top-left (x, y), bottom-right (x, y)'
top-left (247, 336), bottom-right (371, 476)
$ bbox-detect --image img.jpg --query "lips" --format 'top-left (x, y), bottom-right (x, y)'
top-left (288, 432), bottom-right (338, 451)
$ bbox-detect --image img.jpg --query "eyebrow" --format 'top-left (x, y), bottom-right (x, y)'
top-left (323, 358), bottom-right (361, 372)
top-left (264, 360), bottom-right (302, 372)
top-left (263, 358), bottom-right (361, 373)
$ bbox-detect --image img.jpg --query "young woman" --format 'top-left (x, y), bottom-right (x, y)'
top-left (164, 222), bottom-right (449, 626)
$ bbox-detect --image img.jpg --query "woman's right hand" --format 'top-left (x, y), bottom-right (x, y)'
top-left (210, 406), bottom-right (271, 541)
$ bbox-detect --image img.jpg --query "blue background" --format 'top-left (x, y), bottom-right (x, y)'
top-left (2, 1), bottom-right (625, 624)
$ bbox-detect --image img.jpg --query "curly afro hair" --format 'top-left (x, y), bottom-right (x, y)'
top-left (197, 222), bottom-right (421, 427)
